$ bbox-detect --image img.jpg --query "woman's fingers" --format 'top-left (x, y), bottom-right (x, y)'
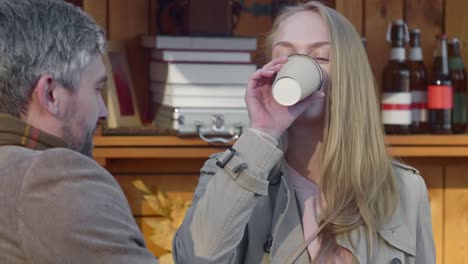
top-left (262, 56), bottom-right (288, 69)
top-left (258, 68), bottom-right (276, 78)
top-left (250, 57), bottom-right (288, 83)
top-left (247, 68), bottom-right (275, 90)
top-left (249, 65), bottom-right (283, 86)
top-left (247, 57), bottom-right (288, 96)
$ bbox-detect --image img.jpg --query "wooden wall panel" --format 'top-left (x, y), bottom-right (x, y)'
top-left (235, 0), bottom-right (273, 36)
top-left (108, 0), bottom-right (149, 40)
top-left (365, 0), bottom-right (404, 89)
top-left (444, 2), bottom-right (468, 260)
top-left (334, 0), bottom-right (364, 35)
top-left (444, 164), bottom-right (468, 263)
top-left (234, 0), bottom-right (273, 66)
top-left (66, 0), bottom-right (83, 8)
top-left (405, 158), bottom-right (444, 264)
top-left (108, 0), bottom-right (152, 123)
top-left (446, 0), bottom-right (468, 70)
top-left (149, 0), bottom-right (158, 35)
top-left (83, 0), bottom-right (108, 34)
top-left (405, 0), bottom-right (443, 79)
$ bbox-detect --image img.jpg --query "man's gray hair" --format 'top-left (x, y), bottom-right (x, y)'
top-left (0, 0), bottom-right (106, 117)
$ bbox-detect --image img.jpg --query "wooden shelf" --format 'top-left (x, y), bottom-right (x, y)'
top-left (385, 135), bottom-right (468, 157)
top-left (94, 135), bottom-right (229, 147)
top-left (93, 135), bottom-right (229, 161)
top-left (93, 135), bottom-right (468, 159)
top-left (94, 147), bottom-right (227, 159)
top-left (385, 135), bottom-right (468, 146)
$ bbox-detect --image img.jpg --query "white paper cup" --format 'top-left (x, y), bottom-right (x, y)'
top-left (272, 54), bottom-right (323, 106)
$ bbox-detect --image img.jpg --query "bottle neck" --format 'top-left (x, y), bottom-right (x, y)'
top-left (435, 39), bottom-right (449, 75)
top-left (390, 47), bottom-right (406, 62)
top-left (409, 47), bottom-right (423, 61)
top-left (441, 40), bottom-right (449, 74)
top-left (449, 43), bottom-right (461, 58)
top-left (448, 43), bottom-right (464, 70)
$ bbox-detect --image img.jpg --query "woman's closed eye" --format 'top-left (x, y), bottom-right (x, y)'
top-left (314, 57), bottom-right (329, 63)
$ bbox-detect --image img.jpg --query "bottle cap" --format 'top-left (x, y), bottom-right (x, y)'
top-left (449, 38), bottom-right (460, 44)
top-left (386, 19), bottom-right (409, 45)
top-left (436, 33), bottom-right (447, 40)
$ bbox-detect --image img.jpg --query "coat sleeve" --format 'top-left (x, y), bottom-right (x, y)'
top-left (172, 129), bottom-right (283, 264)
top-left (415, 175), bottom-right (436, 264)
top-left (18, 148), bottom-right (158, 264)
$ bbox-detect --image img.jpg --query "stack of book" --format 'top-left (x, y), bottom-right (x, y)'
top-left (141, 35), bottom-right (257, 140)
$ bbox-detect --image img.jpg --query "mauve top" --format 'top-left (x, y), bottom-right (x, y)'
top-left (285, 162), bottom-right (353, 263)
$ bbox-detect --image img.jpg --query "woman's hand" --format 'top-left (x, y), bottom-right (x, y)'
top-left (245, 57), bottom-right (324, 140)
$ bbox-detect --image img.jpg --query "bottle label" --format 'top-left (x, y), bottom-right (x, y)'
top-left (411, 91), bottom-right (428, 122)
top-left (428, 85), bottom-right (453, 109)
top-left (409, 47), bottom-right (423, 61)
top-left (381, 92), bottom-right (411, 125)
top-left (449, 57), bottom-right (465, 71)
top-left (453, 92), bottom-right (467, 123)
top-left (389, 47), bottom-right (406, 61)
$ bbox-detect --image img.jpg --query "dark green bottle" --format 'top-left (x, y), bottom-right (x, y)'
top-left (448, 38), bottom-right (467, 133)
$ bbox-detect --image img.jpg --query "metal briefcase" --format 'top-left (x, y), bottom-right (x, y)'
top-left (154, 105), bottom-right (249, 143)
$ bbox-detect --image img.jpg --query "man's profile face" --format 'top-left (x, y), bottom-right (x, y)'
top-left (61, 56), bottom-right (109, 157)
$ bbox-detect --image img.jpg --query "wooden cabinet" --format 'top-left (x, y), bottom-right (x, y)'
top-left (93, 135), bottom-right (468, 263)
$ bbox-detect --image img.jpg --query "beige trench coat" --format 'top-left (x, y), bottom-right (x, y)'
top-left (173, 129), bottom-right (436, 264)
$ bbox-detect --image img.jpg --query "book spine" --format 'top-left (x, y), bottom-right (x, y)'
top-left (152, 95), bottom-right (247, 108)
top-left (149, 62), bottom-right (255, 85)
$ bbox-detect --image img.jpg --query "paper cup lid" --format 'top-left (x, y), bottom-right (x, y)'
top-left (272, 77), bottom-right (302, 106)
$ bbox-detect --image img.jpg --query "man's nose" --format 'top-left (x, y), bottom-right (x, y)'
top-left (99, 95), bottom-right (109, 121)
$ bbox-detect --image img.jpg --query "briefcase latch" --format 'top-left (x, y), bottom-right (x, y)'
top-left (212, 113), bottom-right (225, 132)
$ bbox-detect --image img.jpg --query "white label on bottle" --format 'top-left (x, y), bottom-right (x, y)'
top-left (411, 91), bottom-right (428, 122)
top-left (409, 48), bottom-right (423, 61)
top-left (389, 47), bottom-right (406, 61)
top-left (382, 92), bottom-right (412, 104)
top-left (381, 92), bottom-right (412, 125)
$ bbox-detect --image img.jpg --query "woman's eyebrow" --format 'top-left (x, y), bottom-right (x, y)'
top-left (273, 41), bottom-right (330, 49)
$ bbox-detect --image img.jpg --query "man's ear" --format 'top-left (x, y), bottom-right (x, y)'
top-left (33, 74), bottom-right (60, 116)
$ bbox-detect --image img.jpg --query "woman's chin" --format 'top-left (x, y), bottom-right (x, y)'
top-left (294, 100), bottom-right (326, 123)
top-left (294, 108), bottom-right (325, 126)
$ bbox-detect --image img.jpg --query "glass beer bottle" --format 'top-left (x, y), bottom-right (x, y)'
top-left (408, 29), bottom-right (429, 133)
top-left (382, 19), bottom-right (411, 134)
top-left (428, 34), bottom-right (453, 134)
top-left (448, 38), bottom-right (467, 133)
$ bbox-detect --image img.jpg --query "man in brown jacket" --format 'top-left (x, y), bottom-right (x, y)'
top-left (0, 0), bottom-right (158, 263)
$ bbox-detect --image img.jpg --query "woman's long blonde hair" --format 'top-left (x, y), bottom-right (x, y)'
top-left (265, 1), bottom-right (398, 261)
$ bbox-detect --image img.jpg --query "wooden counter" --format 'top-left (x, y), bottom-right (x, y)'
top-left (94, 134), bottom-right (468, 160)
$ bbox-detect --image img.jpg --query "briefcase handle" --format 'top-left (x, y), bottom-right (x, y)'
top-left (196, 122), bottom-right (243, 143)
